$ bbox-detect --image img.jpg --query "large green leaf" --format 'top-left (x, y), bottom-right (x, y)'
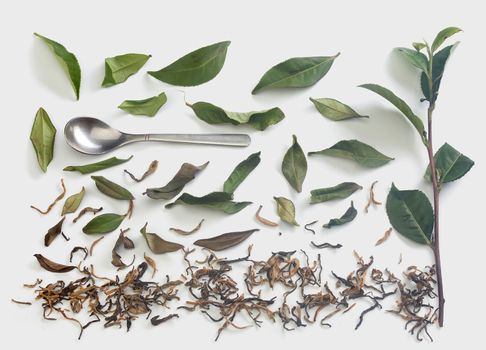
top-left (395, 47), bottom-right (429, 75)
top-left (82, 213), bottom-right (125, 234)
top-left (34, 33), bottom-right (81, 100)
top-left (223, 152), bottom-right (261, 194)
top-left (359, 84), bottom-right (427, 144)
top-left (431, 27), bottom-right (462, 53)
top-left (310, 182), bottom-right (362, 204)
top-left (322, 201), bottom-right (357, 228)
top-left (165, 192), bottom-right (251, 214)
top-left (91, 176), bottom-right (134, 200)
top-left (187, 101), bottom-right (285, 130)
top-left (385, 183), bottom-right (434, 245)
top-left (102, 53), bottom-right (151, 87)
top-left (63, 156), bottom-right (133, 174)
top-left (118, 92), bottom-right (167, 117)
top-left (30, 107), bottom-right (56, 172)
top-left (252, 54), bottom-right (339, 94)
top-left (425, 143), bottom-right (474, 186)
top-left (308, 139), bottom-right (393, 167)
top-left (310, 97), bottom-right (368, 121)
top-left (274, 196), bottom-right (298, 226)
top-left (148, 41), bottom-right (230, 86)
top-left (282, 135), bottom-right (307, 192)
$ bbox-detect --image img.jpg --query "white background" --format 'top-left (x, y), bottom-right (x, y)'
top-left (1, 0), bottom-right (484, 348)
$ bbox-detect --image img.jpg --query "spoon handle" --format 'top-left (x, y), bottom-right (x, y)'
top-left (134, 133), bottom-right (251, 147)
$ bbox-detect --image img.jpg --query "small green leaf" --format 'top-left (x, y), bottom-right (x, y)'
top-left (165, 192), bottom-right (251, 214)
top-left (224, 152), bottom-right (261, 194)
top-left (359, 84), bottom-right (427, 145)
top-left (91, 176), bottom-right (134, 200)
top-left (412, 42), bottom-right (427, 51)
top-left (30, 107), bottom-right (56, 172)
top-left (310, 182), bottom-right (362, 204)
top-left (395, 47), bottom-right (429, 75)
top-left (323, 201), bottom-right (357, 228)
top-left (140, 223), bottom-right (184, 254)
top-left (310, 97), bottom-right (368, 121)
top-left (425, 143), bottom-right (474, 186)
top-left (282, 135), bottom-right (307, 192)
top-left (431, 27), bottom-right (462, 53)
top-left (34, 33), bottom-right (81, 100)
top-left (308, 139), bottom-right (393, 167)
top-left (102, 53), bottom-right (151, 87)
top-left (118, 92), bottom-right (167, 117)
top-left (61, 187), bottom-right (85, 215)
top-left (187, 102), bottom-right (285, 131)
top-left (148, 41), bottom-right (230, 86)
top-left (252, 54), bottom-right (340, 94)
top-left (64, 156), bottom-right (132, 175)
top-left (82, 213), bottom-right (125, 234)
top-left (386, 183), bottom-right (434, 245)
top-left (274, 196), bottom-right (298, 226)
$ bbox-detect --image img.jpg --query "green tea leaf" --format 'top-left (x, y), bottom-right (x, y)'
top-left (386, 183), bottom-right (434, 245)
top-left (274, 196), bottom-right (298, 226)
top-left (395, 47), bottom-right (429, 75)
top-left (223, 152), bottom-right (261, 194)
top-left (61, 187), bottom-right (85, 215)
top-left (323, 201), bottom-right (357, 228)
top-left (412, 42), bottom-right (427, 51)
top-left (282, 135), bottom-right (307, 192)
top-left (425, 143), bottom-right (474, 186)
top-left (310, 182), bottom-right (362, 204)
top-left (310, 97), bottom-right (368, 121)
top-left (82, 213), bottom-right (125, 234)
top-left (140, 223), bottom-right (184, 254)
top-left (187, 102), bottom-right (285, 130)
top-left (165, 192), bottom-right (251, 214)
top-left (63, 156), bottom-right (133, 174)
top-left (358, 84), bottom-right (427, 145)
top-left (30, 107), bottom-right (56, 172)
top-left (431, 27), bottom-right (461, 53)
top-left (145, 162), bottom-right (209, 200)
top-left (194, 229), bottom-right (259, 251)
top-left (118, 92), bottom-right (167, 117)
top-left (148, 41), bottom-right (230, 86)
top-left (102, 53), bottom-right (151, 87)
top-left (308, 139), bottom-right (394, 167)
top-left (34, 33), bottom-right (81, 100)
top-left (91, 176), bottom-right (134, 200)
top-left (252, 54), bottom-right (340, 94)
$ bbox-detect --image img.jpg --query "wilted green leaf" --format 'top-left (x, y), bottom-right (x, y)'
top-left (310, 182), bottom-right (362, 204)
top-left (323, 201), bottom-right (357, 228)
top-left (224, 152), bottom-right (261, 194)
top-left (102, 53), bottom-right (151, 87)
top-left (282, 135), bottom-right (307, 192)
top-left (425, 143), bottom-right (474, 186)
top-left (91, 176), bottom-right (134, 200)
top-left (165, 192), bottom-right (251, 214)
top-left (274, 196), bottom-right (298, 226)
top-left (82, 213), bottom-right (125, 234)
top-left (310, 97), bottom-right (368, 121)
top-left (431, 27), bottom-right (462, 53)
top-left (64, 156), bottom-right (133, 174)
top-left (118, 92), bottom-right (167, 117)
top-left (194, 229), bottom-right (259, 251)
top-left (140, 223), bottom-right (184, 254)
top-left (61, 187), bottom-right (85, 215)
top-left (30, 107), bottom-right (56, 172)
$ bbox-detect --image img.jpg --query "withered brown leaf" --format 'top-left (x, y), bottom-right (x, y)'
top-left (140, 223), bottom-right (184, 254)
top-left (144, 253), bottom-right (158, 278)
top-left (34, 254), bottom-right (76, 273)
top-left (169, 219), bottom-right (204, 235)
top-left (375, 227), bottom-right (393, 246)
top-left (124, 160), bottom-right (158, 182)
top-left (151, 314), bottom-right (179, 326)
top-left (193, 229), bottom-right (259, 251)
top-left (111, 229), bottom-right (135, 269)
top-left (73, 206), bottom-right (103, 223)
top-left (30, 178), bottom-right (66, 214)
top-left (44, 217), bottom-right (66, 247)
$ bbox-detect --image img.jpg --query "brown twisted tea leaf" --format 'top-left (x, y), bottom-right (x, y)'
top-left (255, 205), bottom-right (278, 227)
top-left (375, 227), bottom-right (393, 246)
top-left (169, 219), bottom-right (205, 235)
top-left (30, 178), bottom-right (66, 214)
top-left (111, 229), bottom-right (135, 269)
top-left (140, 223), bottom-right (184, 254)
top-left (144, 253), bottom-right (158, 278)
top-left (364, 181), bottom-right (382, 213)
top-left (193, 229), bottom-right (259, 251)
top-left (124, 160), bottom-right (158, 182)
top-left (73, 206), bottom-right (103, 223)
top-left (44, 217), bottom-right (66, 247)
top-left (34, 254), bottom-right (76, 273)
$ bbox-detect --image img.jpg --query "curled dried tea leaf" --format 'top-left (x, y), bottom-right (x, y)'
top-left (44, 217), bottom-right (66, 247)
top-left (102, 53), bottom-right (151, 87)
top-left (73, 206), bottom-right (103, 223)
top-left (255, 205), bottom-right (278, 227)
top-left (144, 253), bottom-right (158, 278)
top-left (91, 176), bottom-right (134, 200)
top-left (82, 213), bottom-right (126, 234)
top-left (274, 196), bottom-right (298, 226)
top-left (30, 178), bottom-right (66, 214)
top-left (304, 220), bottom-right (318, 234)
top-left (11, 299), bottom-right (32, 305)
top-left (166, 192), bottom-right (252, 215)
top-left (145, 162), bottom-right (208, 200)
top-left (151, 314), bottom-right (179, 326)
top-left (310, 97), bottom-right (368, 121)
top-left (310, 182), bottom-right (362, 204)
top-left (118, 93), bottom-right (167, 117)
top-left (69, 246), bottom-right (88, 262)
top-left (282, 135), bottom-right (307, 193)
top-left (323, 201), bottom-right (357, 228)
top-left (311, 241), bottom-right (342, 249)
top-left (364, 181), bottom-right (382, 213)
top-left (34, 254), bottom-right (75, 273)
top-left (112, 229), bottom-right (135, 269)
top-left (64, 156), bottom-right (133, 174)
top-left (89, 236), bottom-right (105, 256)
top-left (224, 152), bottom-right (261, 193)
top-left (30, 107), bottom-right (56, 172)
top-left (193, 229), bottom-right (259, 251)
top-left (61, 187), bottom-right (85, 215)
top-left (140, 223), bottom-right (184, 254)
top-left (125, 160), bottom-right (158, 182)
top-left (170, 219), bottom-right (204, 235)
top-left (425, 143), bottom-right (474, 187)
top-left (375, 227), bottom-right (393, 246)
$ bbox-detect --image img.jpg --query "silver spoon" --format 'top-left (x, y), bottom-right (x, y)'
top-left (64, 117), bottom-right (251, 155)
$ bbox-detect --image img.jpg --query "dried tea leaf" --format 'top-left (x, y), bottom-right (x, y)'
top-left (364, 181), bottom-right (382, 213)
top-left (282, 135), bottom-right (307, 192)
top-left (310, 182), bottom-right (362, 204)
top-left (252, 54), bottom-right (340, 94)
top-left (111, 229), bottom-right (135, 269)
top-left (64, 156), bottom-right (133, 174)
top-left (34, 254), bottom-right (75, 273)
top-left (151, 314), bottom-right (179, 326)
top-left (44, 217), bottom-right (66, 247)
top-left (310, 97), bottom-right (368, 121)
top-left (30, 178), bottom-right (66, 214)
top-left (61, 187), bottom-right (85, 215)
top-left (187, 102), bottom-right (285, 130)
top-left (375, 227), bottom-right (393, 246)
top-left (91, 176), bottom-right (134, 200)
top-left (89, 236), bottom-right (104, 256)
top-left (69, 246), bottom-right (88, 262)
top-left (165, 192), bottom-right (252, 215)
top-left (145, 162), bottom-right (208, 200)
top-left (102, 53), bottom-right (151, 87)
top-left (169, 219), bottom-right (204, 235)
top-left (125, 160), bottom-right (158, 182)
top-left (30, 107), bottom-right (56, 172)
top-left (82, 213), bottom-right (126, 234)
top-left (118, 92), bottom-right (167, 117)
top-left (255, 205), bottom-right (278, 227)
top-left (34, 33), bottom-right (81, 100)
top-left (308, 139), bottom-right (394, 167)
top-left (73, 207), bottom-right (103, 223)
top-left (274, 196), bottom-right (298, 226)
top-left (311, 241), bottom-right (342, 249)
top-left (148, 41), bottom-right (230, 86)
top-left (223, 152), bottom-right (261, 194)
top-left (304, 220), bottom-right (318, 234)
top-left (193, 229), bottom-right (258, 251)
top-left (144, 253), bottom-right (158, 278)
top-left (140, 223), bottom-right (184, 254)
top-left (323, 201), bottom-right (357, 228)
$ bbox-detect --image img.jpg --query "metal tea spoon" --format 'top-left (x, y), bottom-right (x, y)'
top-left (64, 117), bottom-right (251, 155)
